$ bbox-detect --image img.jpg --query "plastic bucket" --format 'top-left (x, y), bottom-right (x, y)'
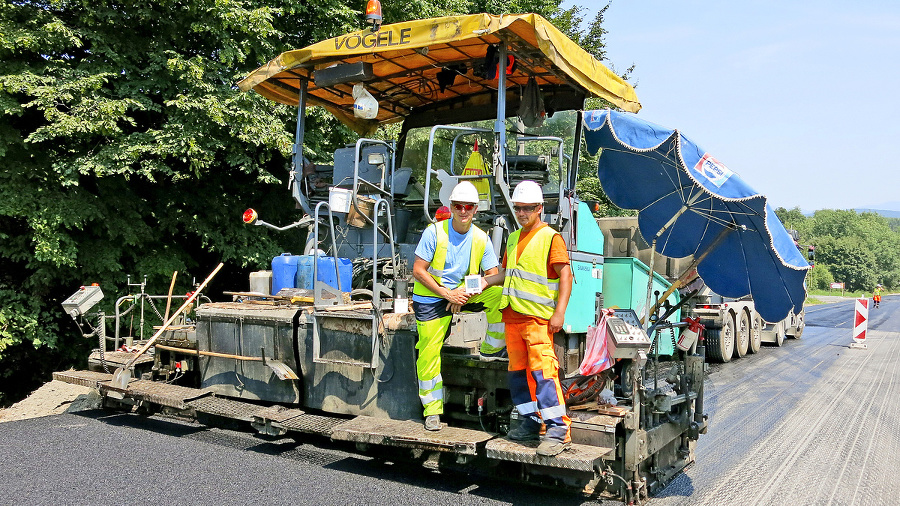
top-left (329, 187), bottom-right (352, 214)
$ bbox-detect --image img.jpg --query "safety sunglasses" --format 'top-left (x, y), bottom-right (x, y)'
top-left (513, 205), bottom-right (538, 213)
top-left (453, 203), bottom-right (476, 211)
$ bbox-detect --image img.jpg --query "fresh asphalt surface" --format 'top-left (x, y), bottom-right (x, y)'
top-left (1, 296), bottom-right (897, 505)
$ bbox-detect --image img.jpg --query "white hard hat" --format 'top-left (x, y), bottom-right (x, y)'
top-left (449, 181), bottom-right (479, 204)
top-left (511, 180), bottom-right (544, 204)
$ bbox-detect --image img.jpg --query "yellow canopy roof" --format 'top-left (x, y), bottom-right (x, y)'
top-left (239, 13), bottom-right (641, 134)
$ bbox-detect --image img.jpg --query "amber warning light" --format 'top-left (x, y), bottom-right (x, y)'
top-left (242, 208), bottom-right (258, 225)
top-left (365, 0), bottom-right (382, 31)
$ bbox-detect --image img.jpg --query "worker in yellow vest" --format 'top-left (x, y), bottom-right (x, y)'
top-left (483, 180), bottom-right (573, 456)
top-left (412, 181), bottom-right (505, 431)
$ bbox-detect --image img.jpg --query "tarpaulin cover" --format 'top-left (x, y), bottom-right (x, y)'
top-left (239, 13), bottom-right (640, 134)
top-left (583, 109), bottom-right (810, 323)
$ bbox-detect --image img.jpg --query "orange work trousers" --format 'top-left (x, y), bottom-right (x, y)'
top-left (505, 314), bottom-right (571, 442)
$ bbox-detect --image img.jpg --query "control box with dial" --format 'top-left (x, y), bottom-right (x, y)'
top-left (605, 309), bottom-right (651, 359)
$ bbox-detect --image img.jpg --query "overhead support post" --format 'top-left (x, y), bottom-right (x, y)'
top-left (493, 41), bottom-right (516, 227)
top-left (570, 110), bottom-right (584, 190)
top-left (292, 80), bottom-right (313, 216)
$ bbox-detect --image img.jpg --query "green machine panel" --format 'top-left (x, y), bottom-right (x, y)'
top-left (565, 251), bottom-right (604, 333)
top-left (602, 257), bottom-right (680, 355)
top-left (563, 201), bottom-right (606, 334)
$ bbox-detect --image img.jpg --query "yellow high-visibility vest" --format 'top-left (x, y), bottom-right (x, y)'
top-left (413, 220), bottom-right (488, 298)
top-left (499, 225), bottom-right (559, 319)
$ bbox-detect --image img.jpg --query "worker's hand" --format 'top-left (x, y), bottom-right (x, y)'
top-left (447, 302), bottom-right (463, 313)
top-left (479, 276), bottom-right (490, 292)
top-left (444, 287), bottom-right (470, 306)
top-left (549, 311), bottom-right (565, 334)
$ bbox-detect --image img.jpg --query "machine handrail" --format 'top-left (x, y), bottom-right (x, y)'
top-left (312, 201), bottom-right (344, 307)
top-left (423, 125), bottom-right (492, 223)
top-left (511, 135), bottom-right (566, 208)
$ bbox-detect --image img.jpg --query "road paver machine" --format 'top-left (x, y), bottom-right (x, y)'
top-left (56, 14), bottom-right (706, 503)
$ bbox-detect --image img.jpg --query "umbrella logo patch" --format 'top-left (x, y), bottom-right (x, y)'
top-left (693, 153), bottom-right (733, 187)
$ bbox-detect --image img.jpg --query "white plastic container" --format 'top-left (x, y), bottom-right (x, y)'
top-left (249, 270), bottom-right (272, 295)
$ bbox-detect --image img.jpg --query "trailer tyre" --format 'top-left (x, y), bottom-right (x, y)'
top-left (705, 319), bottom-right (735, 363)
top-left (747, 312), bottom-right (762, 354)
top-left (774, 321), bottom-right (785, 347)
top-left (733, 310), bottom-right (749, 359)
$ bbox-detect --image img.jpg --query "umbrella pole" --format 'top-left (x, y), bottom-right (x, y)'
top-left (640, 198), bottom-right (696, 326)
top-left (641, 239), bottom-right (658, 326)
top-left (645, 225), bottom-right (737, 320)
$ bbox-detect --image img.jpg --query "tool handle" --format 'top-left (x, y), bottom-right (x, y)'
top-left (124, 262), bottom-right (224, 368)
top-left (163, 271), bottom-right (179, 322)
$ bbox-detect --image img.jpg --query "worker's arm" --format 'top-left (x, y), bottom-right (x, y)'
top-left (549, 262), bottom-right (573, 334)
top-left (481, 268), bottom-right (505, 290)
top-left (447, 266), bottom-right (499, 313)
top-left (412, 256), bottom-right (471, 306)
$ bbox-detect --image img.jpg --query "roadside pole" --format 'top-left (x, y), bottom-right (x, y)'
top-left (850, 298), bottom-right (868, 349)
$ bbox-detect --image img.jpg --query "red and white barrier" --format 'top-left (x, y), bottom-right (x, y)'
top-left (851, 298), bottom-right (868, 349)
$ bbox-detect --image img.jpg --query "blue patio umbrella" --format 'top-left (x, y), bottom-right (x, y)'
top-left (582, 109), bottom-right (810, 323)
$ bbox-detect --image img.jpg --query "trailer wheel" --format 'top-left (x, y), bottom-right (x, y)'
top-left (705, 319), bottom-right (735, 363)
top-left (774, 321), bottom-right (785, 347)
top-left (747, 312), bottom-right (762, 354)
top-left (733, 311), bottom-right (749, 359)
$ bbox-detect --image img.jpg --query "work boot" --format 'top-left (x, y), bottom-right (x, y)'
top-left (479, 348), bottom-right (508, 362)
top-left (507, 417), bottom-right (541, 441)
top-left (424, 414), bottom-right (442, 431)
top-left (536, 438), bottom-right (572, 457)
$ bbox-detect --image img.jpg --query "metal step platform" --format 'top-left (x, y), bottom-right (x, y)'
top-left (330, 415), bottom-right (494, 455)
top-left (103, 379), bottom-right (213, 409)
top-left (53, 370), bottom-right (613, 472)
top-left (54, 369), bottom-right (116, 389)
top-left (88, 350), bottom-right (154, 370)
top-left (485, 438), bottom-right (614, 472)
top-left (53, 370), bottom-right (345, 438)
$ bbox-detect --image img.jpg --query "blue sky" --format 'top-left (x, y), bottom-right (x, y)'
top-left (565, 1), bottom-right (900, 212)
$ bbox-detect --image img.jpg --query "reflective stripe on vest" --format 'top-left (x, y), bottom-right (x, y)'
top-left (499, 225), bottom-right (560, 319)
top-left (413, 220), bottom-right (487, 298)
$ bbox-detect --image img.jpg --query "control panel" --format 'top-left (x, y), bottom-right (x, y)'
top-left (62, 285), bottom-right (104, 317)
top-left (605, 309), bottom-right (651, 359)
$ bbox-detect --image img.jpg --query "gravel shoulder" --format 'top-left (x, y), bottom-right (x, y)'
top-left (0, 378), bottom-right (101, 422)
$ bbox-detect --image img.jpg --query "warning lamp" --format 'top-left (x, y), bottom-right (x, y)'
top-left (365, 0), bottom-right (382, 32)
top-left (435, 206), bottom-right (451, 221)
top-left (242, 208), bottom-right (258, 225)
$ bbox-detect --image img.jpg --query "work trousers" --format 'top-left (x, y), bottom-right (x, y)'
top-left (414, 286), bottom-right (503, 416)
top-left (506, 315), bottom-right (571, 442)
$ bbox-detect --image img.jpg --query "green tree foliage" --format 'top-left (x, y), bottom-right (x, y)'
top-left (805, 263), bottom-right (834, 291)
top-left (0, 0), bottom-right (361, 404)
top-left (813, 237), bottom-right (877, 292)
top-left (775, 207), bottom-right (900, 292)
top-left (0, 0), bottom-right (625, 404)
